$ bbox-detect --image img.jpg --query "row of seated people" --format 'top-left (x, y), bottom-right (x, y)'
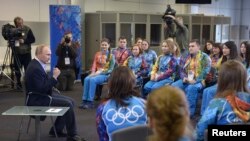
top-left (200, 40), bottom-right (250, 115)
top-left (80, 36), bottom-right (182, 109)
top-left (80, 36), bottom-right (205, 112)
top-left (26, 42), bottom-right (250, 141)
top-left (95, 59), bottom-right (250, 141)
top-left (79, 36), bottom-right (157, 109)
top-left (80, 37), bottom-right (250, 121)
top-left (95, 66), bottom-right (194, 141)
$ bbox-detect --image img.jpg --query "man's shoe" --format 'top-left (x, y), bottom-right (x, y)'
top-left (66, 135), bottom-right (87, 141)
top-left (49, 130), bottom-right (67, 137)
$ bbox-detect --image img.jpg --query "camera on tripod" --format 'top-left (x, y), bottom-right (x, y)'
top-left (162, 5), bottom-right (176, 25)
top-left (2, 23), bottom-right (24, 42)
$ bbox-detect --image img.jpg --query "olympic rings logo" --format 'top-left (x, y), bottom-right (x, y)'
top-left (105, 105), bottom-right (145, 126)
top-left (226, 111), bottom-right (242, 123)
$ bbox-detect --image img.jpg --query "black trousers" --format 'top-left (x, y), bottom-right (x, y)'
top-left (13, 53), bottom-right (31, 85)
top-left (57, 69), bottom-right (75, 91)
top-left (50, 92), bottom-right (77, 136)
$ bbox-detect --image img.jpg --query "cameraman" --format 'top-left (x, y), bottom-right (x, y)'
top-left (163, 10), bottom-right (189, 54)
top-left (13, 16), bottom-right (35, 89)
top-left (55, 32), bottom-right (77, 91)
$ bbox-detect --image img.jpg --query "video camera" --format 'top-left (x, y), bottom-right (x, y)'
top-left (2, 23), bottom-right (24, 41)
top-left (162, 5), bottom-right (176, 25)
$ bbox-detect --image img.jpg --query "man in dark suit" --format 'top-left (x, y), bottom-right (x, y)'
top-left (25, 45), bottom-right (86, 141)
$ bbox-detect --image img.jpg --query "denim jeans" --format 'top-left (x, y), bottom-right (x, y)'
top-left (143, 78), bottom-right (173, 98)
top-left (171, 79), bottom-right (203, 117)
top-left (200, 84), bottom-right (217, 115)
top-left (82, 74), bottom-right (108, 101)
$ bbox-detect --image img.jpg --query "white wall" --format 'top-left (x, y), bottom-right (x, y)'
top-left (0, 0), bottom-right (248, 67)
top-left (84, 0), bottom-right (188, 14)
top-left (0, 0), bottom-right (77, 66)
top-left (190, 0), bottom-right (241, 25)
top-left (0, 0), bottom-right (59, 22)
top-left (241, 0), bottom-right (250, 41)
top-left (189, 0), bottom-right (249, 45)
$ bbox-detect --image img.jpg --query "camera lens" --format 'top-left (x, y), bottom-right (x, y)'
top-left (65, 37), bottom-right (71, 43)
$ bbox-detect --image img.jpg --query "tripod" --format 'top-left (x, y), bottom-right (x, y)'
top-left (0, 40), bottom-right (23, 91)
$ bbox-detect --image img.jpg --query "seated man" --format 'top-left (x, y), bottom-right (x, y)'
top-left (25, 44), bottom-right (86, 141)
top-left (171, 39), bottom-right (211, 117)
top-left (111, 36), bottom-right (131, 66)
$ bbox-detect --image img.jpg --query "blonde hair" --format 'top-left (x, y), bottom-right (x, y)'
top-left (162, 39), bottom-right (175, 54)
top-left (147, 86), bottom-right (193, 141)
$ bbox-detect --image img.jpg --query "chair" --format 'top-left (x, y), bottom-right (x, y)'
top-left (111, 125), bottom-right (153, 141)
top-left (19, 92), bottom-right (58, 139)
top-left (81, 70), bottom-right (91, 86)
top-left (94, 82), bottom-right (108, 100)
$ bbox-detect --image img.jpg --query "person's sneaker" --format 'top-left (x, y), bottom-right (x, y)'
top-left (79, 101), bottom-right (87, 109)
top-left (83, 101), bottom-right (95, 109)
top-left (78, 100), bottom-right (88, 109)
top-left (66, 135), bottom-right (87, 141)
top-left (49, 130), bottom-right (67, 137)
top-left (79, 101), bottom-right (95, 109)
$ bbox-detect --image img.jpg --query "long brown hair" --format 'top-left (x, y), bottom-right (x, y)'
top-left (147, 86), bottom-right (194, 141)
top-left (107, 66), bottom-right (139, 107)
top-left (221, 41), bottom-right (240, 64)
top-left (203, 40), bottom-right (214, 55)
top-left (216, 60), bottom-right (249, 98)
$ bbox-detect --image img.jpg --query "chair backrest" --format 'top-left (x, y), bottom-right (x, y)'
top-left (25, 92), bottom-right (52, 121)
top-left (26, 92), bottom-right (52, 106)
top-left (111, 125), bottom-right (152, 141)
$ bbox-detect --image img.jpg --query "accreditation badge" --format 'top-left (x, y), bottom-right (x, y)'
top-left (65, 57), bottom-right (70, 65)
top-left (15, 40), bottom-right (20, 47)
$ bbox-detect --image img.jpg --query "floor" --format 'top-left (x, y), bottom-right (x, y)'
top-left (0, 81), bottom-right (100, 141)
top-left (0, 78), bottom-right (201, 141)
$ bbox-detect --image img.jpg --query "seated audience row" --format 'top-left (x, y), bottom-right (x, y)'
top-left (26, 40), bottom-right (250, 141)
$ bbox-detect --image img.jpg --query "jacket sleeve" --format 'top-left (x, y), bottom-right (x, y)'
top-left (136, 57), bottom-right (148, 77)
top-left (26, 65), bottom-right (57, 95)
top-left (196, 54), bottom-right (211, 83)
top-left (150, 56), bottom-right (161, 76)
top-left (68, 45), bottom-right (77, 59)
top-left (157, 57), bottom-right (177, 81)
top-left (195, 99), bottom-right (221, 141)
top-left (24, 28), bottom-right (35, 44)
top-left (102, 55), bottom-right (115, 75)
top-left (122, 57), bottom-right (130, 67)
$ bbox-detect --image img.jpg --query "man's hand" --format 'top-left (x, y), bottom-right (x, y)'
top-left (183, 77), bottom-right (196, 84)
top-left (19, 39), bottom-right (24, 44)
top-left (183, 77), bottom-right (188, 83)
top-left (53, 67), bottom-right (61, 79)
top-left (150, 74), bottom-right (156, 81)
